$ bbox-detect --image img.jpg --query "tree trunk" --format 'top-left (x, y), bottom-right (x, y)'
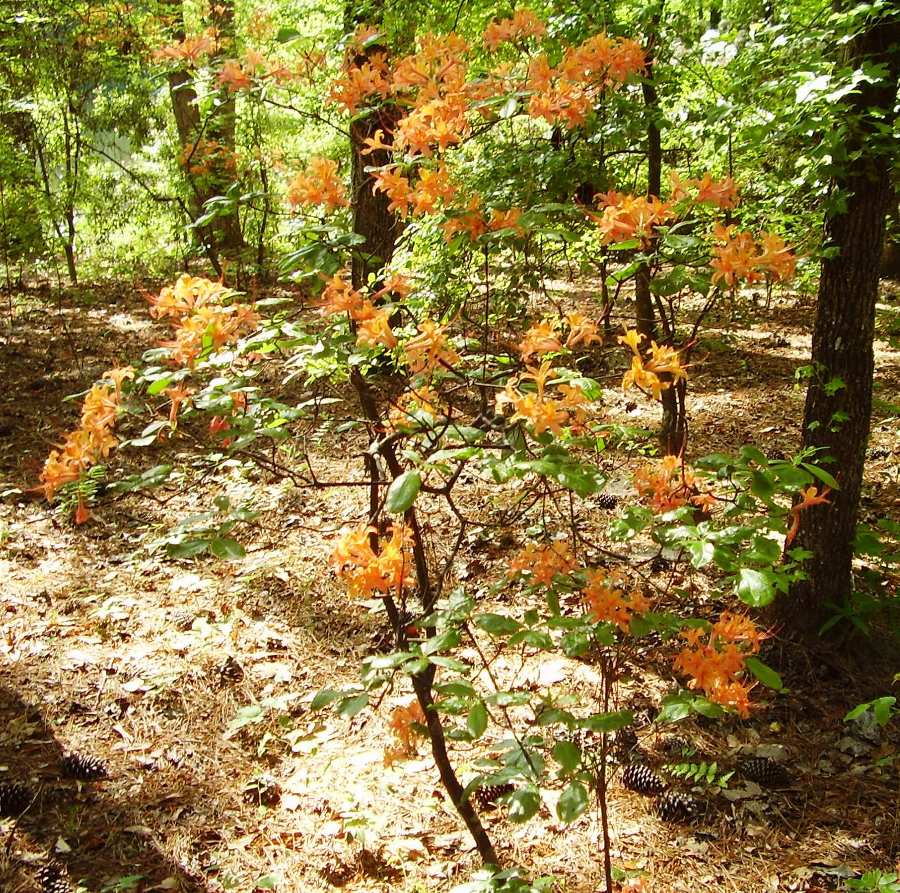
top-left (634, 22), bottom-right (660, 344)
top-left (350, 105), bottom-right (404, 290)
top-left (344, 0), bottom-right (404, 291)
top-left (205, 0), bottom-right (244, 259)
top-left (63, 220), bottom-right (77, 285)
top-left (782, 10), bottom-right (899, 636)
top-left (161, 0), bottom-right (243, 269)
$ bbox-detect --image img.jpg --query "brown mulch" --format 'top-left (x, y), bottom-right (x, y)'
top-left (0, 281), bottom-right (898, 892)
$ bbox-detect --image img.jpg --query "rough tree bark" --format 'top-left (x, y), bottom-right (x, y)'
top-left (344, 0), bottom-right (404, 290)
top-left (781, 9), bottom-right (899, 637)
top-left (634, 4), bottom-right (662, 345)
top-left (161, 0), bottom-right (244, 270)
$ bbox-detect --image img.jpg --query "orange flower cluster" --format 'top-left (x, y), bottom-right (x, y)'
top-left (508, 540), bottom-right (577, 585)
top-left (619, 329), bottom-right (687, 401)
top-left (525, 35), bottom-right (645, 128)
top-left (519, 313), bottom-right (602, 363)
top-left (330, 523), bottom-right (413, 598)
top-left (287, 156), bottom-right (348, 212)
top-left (39, 368), bottom-right (134, 514)
top-left (371, 167), bottom-right (414, 215)
top-left (673, 613), bottom-right (766, 717)
top-left (669, 171), bottom-right (740, 210)
top-left (393, 32), bottom-right (470, 101)
top-left (315, 271), bottom-right (397, 349)
top-left (152, 29), bottom-right (217, 65)
top-left (633, 455), bottom-right (714, 514)
top-left (394, 93), bottom-right (470, 156)
top-left (371, 164), bottom-right (462, 217)
top-left (497, 360), bottom-right (592, 436)
top-left (442, 197), bottom-right (489, 242)
top-left (582, 568), bottom-right (651, 632)
top-left (218, 59), bottom-right (254, 91)
top-left (147, 275), bottom-right (260, 368)
top-left (412, 164), bottom-right (458, 213)
top-left (329, 52), bottom-right (392, 113)
top-left (592, 192), bottom-right (674, 245)
top-left (484, 9), bottom-right (547, 50)
top-left (710, 224), bottom-right (797, 288)
top-left (402, 319), bottom-right (460, 373)
top-left (383, 698), bottom-right (427, 766)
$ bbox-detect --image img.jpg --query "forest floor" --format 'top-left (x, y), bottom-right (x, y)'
top-left (0, 277), bottom-right (899, 893)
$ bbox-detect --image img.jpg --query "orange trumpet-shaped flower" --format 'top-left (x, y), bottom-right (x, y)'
top-left (331, 523), bottom-right (414, 598)
top-left (508, 540), bottom-right (577, 586)
top-left (372, 166), bottom-right (414, 216)
top-left (784, 485), bottom-right (831, 546)
top-left (583, 568), bottom-right (651, 632)
top-left (673, 612), bottom-right (766, 718)
top-left (287, 157), bottom-right (349, 212)
top-left (402, 319), bottom-right (460, 373)
top-left (483, 9), bottom-right (546, 50)
top-left (383, 698), bottom-right (427, 766)
top-left (519, 320), bottom-right (562, 363)
top-left (356, 308), bottom-right (397, 349)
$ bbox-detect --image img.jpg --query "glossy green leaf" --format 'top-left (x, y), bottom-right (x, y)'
top-left (556, 780), bottom-right (589, 822)
top-left (385, 471), bottom-right (421, 513)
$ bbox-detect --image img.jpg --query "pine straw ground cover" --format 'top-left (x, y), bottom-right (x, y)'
top-left (0, 282), bottom-right (898, 893)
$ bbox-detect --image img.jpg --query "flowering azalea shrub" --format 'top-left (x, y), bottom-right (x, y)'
top-left (35, 8), bottom-right (824, 889)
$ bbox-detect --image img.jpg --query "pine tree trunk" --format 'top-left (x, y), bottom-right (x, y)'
top-left (350, 105), bottom-right (403, 290)
top-left (343, 0), bottom-right (404, 291)
top-left (161, 0), bottom-right (243, 269)
top-left (782, 11), bottom-right (899, 636)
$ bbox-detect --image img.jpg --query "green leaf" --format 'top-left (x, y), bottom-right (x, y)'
top-left (508, 629), bottom-right (554, 649)
top-left (385, 471), bottom-right (422, 513)
top-left (475, 613), bottom-right (522, 636)
top-left (552, 740), bottom-right (581, 772)
top-left (556, 780), bottom-right (589, 822)
top-left (310, 688), bottom-right (344, 710)
top-left (800, 462), bottom-right (840, 489)
top-left (209, 537), bottom-right (246, 560)
top-left (468, 701), bottom-right (489, 738)
top-left (166, 539), bottom-right (209, 558)
top-left (147, 374), bottom-right (174, 396)
top-left (750, 470), bottom-right (775, 500)
top-left (744, 656), bottom-right (783, 691)
top-left (735, 568), bottom-right (776, 607)
top-left (581, 710), bottom-right (633, 732)
top-left (498, 96), bottom-right (518, 118)
top-left (507, 788), bottom-right (540, 823)
top-left (226, 704), bottom-right (265, 734)
top-left (337, 693), bottom-right (369, 718)
top-left (686, 540), bottom-right (715, 568)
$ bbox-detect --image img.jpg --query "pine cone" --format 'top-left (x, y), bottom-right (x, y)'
top-left (661, 735), bottom-right (695, 758)
top-left (613, 727), bottom-right (639, 761)
top-left (61, 752), bottom-right (108, 781)
top-left (621, 763), bottom-right (666, 795)
top-left (740, 757), bottom-right (791, 787)
top-left (0, 781), bottom-right (32, 816)
top-left (473, 782), bottom-right (514, 810)
top-left (654, 791), bottom-right (703, 823)
top-left (218, 656), bottom-right (244, 682)
top-left (171, 609), bottom-right (195, 631)
top-left (649, 555), bottom-right (671, 573)
top-left (37, 860), bottom-right (73, 893)
top-left (243, 774), bottom-right (281, 807)
top-left (597, 494), bottom-right (619, 510)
